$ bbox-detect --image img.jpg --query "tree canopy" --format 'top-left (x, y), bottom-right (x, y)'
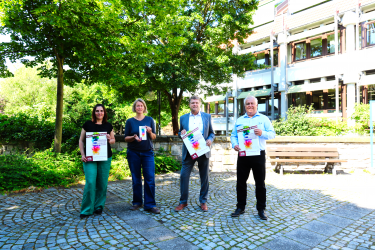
top-left (115, 0), bottom-right (259, 134)
top-left (0, 0), bottom-right (167, 151)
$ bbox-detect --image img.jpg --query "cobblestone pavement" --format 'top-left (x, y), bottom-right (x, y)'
top-left (1, 171), bottom-right (375, 250)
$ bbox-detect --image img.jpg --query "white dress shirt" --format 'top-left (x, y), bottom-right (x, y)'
top-left (189, 111), bottom-right (204, 135)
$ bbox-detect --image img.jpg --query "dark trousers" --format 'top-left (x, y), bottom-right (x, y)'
top-left (179, 154), bottom-right (210, 204)
top-left (236, 151), bottom-right (266, 211)
top-left (127, 149), bottom-right (156, 210)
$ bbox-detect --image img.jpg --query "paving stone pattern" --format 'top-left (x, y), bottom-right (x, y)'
top-left (1, 171), bottom-right (375, 250)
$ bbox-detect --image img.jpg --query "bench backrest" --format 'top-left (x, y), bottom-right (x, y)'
top-left (267, 146), bottom-right (339, 157)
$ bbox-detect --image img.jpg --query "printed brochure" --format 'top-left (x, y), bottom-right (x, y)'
top-left (139, 126), bottom-right (147, 140)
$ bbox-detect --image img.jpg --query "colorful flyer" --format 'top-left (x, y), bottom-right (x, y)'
top-left (182, 127), bottom-right (210, 160)
top-left (237, 125), bottom-right (260, 157)
top-left (86, 132), bottom-right (108, 161)
top-left (139, 126), bottom-right (147, 140)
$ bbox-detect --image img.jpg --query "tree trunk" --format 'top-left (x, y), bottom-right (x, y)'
top-left (171, 103), bottom-right (179, 135)
top-left (53, 57), bottom-right (64, 153)
top-left (164, 87), bottom-right (183, 135)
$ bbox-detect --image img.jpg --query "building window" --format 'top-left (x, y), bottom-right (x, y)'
top-left (217, 101), bottom-right (225, 114)
top-left (311, 90), bottom-right (324, 110)
top-left (295, 42), bottom-right (307, 60)
top-left (208, 99), bottom-right (235, 116)
top-left (247, 49), bottom-right (279, 71)
top-left (368, 85), bottom-right (375, 101)
top-left (361, 20), bottom-right (375, 48)
top-left (327, 33), bottom-right (339, 53)
top-left (209, 102), bottom-right (215, 114)
top-left (273, 50), bottom-right (278, 66)
top-left (327, 89), bottom-right (336, 109)
top-left (258, 98), bottom-right (267, 113)
top-left (256, 52), bottom-right (266, 65)
top-left (310, 38), bottom-right (323, 57)
top-left (228, 98), bottom-right (234, 113)
top-left (288, 89), bottom-right (339, 113)
top-left (293, 31), bottom-right (342, 62)
top-left (367, 23), bottom-right (375, 46)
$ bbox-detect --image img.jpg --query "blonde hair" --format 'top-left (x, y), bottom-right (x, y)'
top-left (132, 98), bottom-right (148, 113)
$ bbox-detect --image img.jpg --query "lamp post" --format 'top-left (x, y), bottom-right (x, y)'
top-left (157, 90), bottom-right (161, 135)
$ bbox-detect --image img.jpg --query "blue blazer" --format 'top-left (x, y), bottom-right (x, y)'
top-left (178, 112), bottom-right (215, 160)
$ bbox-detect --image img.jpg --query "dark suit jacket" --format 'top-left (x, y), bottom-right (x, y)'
top-left (178, 112), bottom-right (215, 161)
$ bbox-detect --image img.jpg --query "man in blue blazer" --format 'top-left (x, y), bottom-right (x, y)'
top-left (175, 96), bottom-right (215, 212)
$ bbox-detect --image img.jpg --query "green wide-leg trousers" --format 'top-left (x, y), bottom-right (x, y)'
top-left (80, 157), bottom-right (112, 215)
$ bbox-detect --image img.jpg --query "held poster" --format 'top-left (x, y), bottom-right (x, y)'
top-left (86, 132), bottom-right (108, 161)
top-left (139, 126), bottom-right (147, 140)
top-left (182, 127), bottom-right (210, 160)
top-left (237, 125), bottom-right (260, 157)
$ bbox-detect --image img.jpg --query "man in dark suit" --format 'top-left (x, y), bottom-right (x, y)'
top-left (175, 96), bottom-right (215, 212)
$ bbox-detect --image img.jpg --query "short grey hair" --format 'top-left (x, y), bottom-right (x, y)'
top-left (244, 95), bottom-right (258, 105)
top-left (189, 95), bottom-right (201, 103)
top-left (132, 98), bottom-right (148, 113)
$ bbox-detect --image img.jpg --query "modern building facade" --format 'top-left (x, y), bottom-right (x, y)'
top-left (204, 0), bottom-right (375, 134)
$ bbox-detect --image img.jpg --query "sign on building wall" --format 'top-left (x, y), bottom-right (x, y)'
top-left (289, 0), bottom-right (328, 14)
top-left (251, 1), bottom-right (275, 27)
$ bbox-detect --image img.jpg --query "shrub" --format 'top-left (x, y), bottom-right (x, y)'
top-left (154, 148), bottom-right (181, 173)
top-left (351, 103), bottom-right (370, 134)
top-left (0, 149), bottom-right (83, 192)
top-left (273, 105), bottom-right (348, 136)
top-left (110, 150), bottom-right (131, 181)
top-left (0, 113), bottom-right (80, 151)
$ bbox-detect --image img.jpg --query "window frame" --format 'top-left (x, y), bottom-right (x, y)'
top-left (291, 30), bottom-right (344, 63)
top-left (252, 48), bottom-right (280, 68)
top-left (288, 88), bottom-right (342, 114)
top-left (206, 98), bottom-right (235, 117)
top-left (361, 20), bottom-right (375, 49)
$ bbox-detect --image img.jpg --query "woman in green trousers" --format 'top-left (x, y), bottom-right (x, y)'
top-left (78, 104), bottom-right (115, 219)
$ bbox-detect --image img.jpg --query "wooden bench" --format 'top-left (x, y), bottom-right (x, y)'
top-left (267, 146), bottom-right (347, 175)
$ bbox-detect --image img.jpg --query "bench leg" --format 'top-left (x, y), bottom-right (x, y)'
top-left (332, 165), bottom-right (336, 175)
top-left (280, 165), bottom-right (283, 175)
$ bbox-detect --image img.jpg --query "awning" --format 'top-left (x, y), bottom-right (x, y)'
top-left (204, 95), bottom-right (226, 103)
top-left (359, 74), bottom-right (375, 86)
top-left (238, 88), bottom-right (272, 99)
top-left (287, 81), bottom-right (336, 94)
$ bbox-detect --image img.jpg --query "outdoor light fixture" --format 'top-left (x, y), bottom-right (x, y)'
top-left (145, 88), bottom-right (156, 101)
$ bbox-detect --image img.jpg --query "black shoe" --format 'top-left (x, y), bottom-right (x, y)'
top-left (94, 209), bottom-right (103, 215)
top-left (80, 214), bottom-right (90, 219)
top-left (258, 210), bottom-right (268, 220)
top-left (144, 207), bottom-right (160, 214)
top-left (231, 208), bottom-right (245, 217)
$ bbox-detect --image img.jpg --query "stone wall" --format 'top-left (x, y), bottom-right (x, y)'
top-left (2, 136), bottom-right (372, 172)
top-left (0, 141), bottom-right (35, 155)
